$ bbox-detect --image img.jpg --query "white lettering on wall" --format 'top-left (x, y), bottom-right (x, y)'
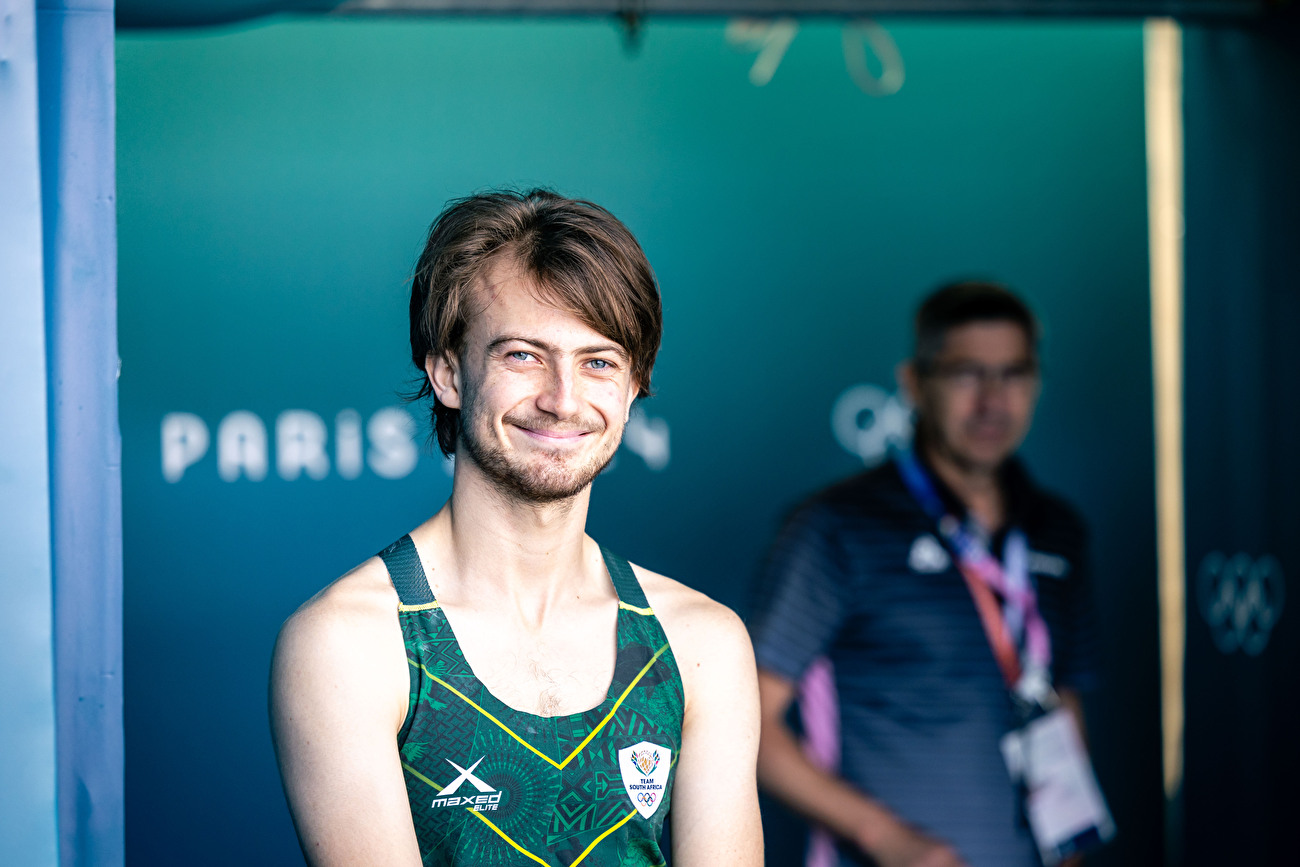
top-left (276, 410), bottom-right (330, 481)
top-left (217, 411), bottom-right (269, 482)
top-left (623, 409), bottom-right (670, 471)
top-left (164, 408), bottom-right (422, 482)
top-left (831, 383), bottom-right (912, 465)
top-left (366, 407), bottom-right (419, 480)
top-left (335, 409), bottom-right (364, 480)
top-left (161, 412), bottom-right (210, 482)
top-left (161, 405), bottom-right (669, 481)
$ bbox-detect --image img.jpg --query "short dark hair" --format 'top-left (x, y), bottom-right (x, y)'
top-left (409, 189), bottom-right (663, 457)
top-left (913, 280), bottom-right (1040, 371)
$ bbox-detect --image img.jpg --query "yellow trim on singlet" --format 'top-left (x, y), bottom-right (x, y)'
top-left (465, 811), bottom-right (552, 866)
top-left (420, 667), bottom-right (564, 768)
top-left (398, 601), bottom-right (441, 612)
top-left (571, 808), bottom-right (638, 865)
top-left (402, 761), bottom-right (640, 866)
top-left (403, 764), bottom-right (551, 863)
top-left (402, 649), bottom-right (676, 867)
top-left (406, 599), bottom-right (645, 615)
top-left (413, 640), bottom-right (671, 771)
top-left (562, 642), bottom-right (670, 765)
top-left (401, 761), bottom-right (443, 792)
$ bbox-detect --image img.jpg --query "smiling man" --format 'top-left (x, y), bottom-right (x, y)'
top-left (749, 283), bottom-right (1107, 867)
top-left (270, 190), bottom-right (762, 867)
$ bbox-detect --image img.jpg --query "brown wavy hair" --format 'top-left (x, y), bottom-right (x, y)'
top-left (409, 189), bottom-right (663, 457)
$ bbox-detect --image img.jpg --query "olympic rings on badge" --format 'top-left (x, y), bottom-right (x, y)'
top-left (1196, 552), bottom-right (1286, 656)
top-left (637, 793), bottom-right (657, 807)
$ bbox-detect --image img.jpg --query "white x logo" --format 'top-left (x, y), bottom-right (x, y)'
top-left (442, 756), bottom-right (495, 795)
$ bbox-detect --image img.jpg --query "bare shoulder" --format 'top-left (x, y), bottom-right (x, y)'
top-left (271, 556), bottom-right (409, 726)
top-left (630, 563), bottom-right (747, 646)
top-left (270, 557), bottom-right (423, 866)
top-left (276, 556), bottom-right (402, 656)
top-left (629, 562), bottom-right (755, 704)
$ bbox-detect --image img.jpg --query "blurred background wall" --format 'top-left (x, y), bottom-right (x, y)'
top-left (1181, 20), bottom-right (1300, 867)
top-left (115, 17), bottom-right (1164, 865)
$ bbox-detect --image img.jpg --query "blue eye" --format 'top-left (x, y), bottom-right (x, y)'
top-left (509, 351), bottom-right (534, 362)
top-left (588, 359), bottom-right (609, 370)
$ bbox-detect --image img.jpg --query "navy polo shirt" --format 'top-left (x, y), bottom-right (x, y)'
top-left (749, 456), bottom-right (1098, 867)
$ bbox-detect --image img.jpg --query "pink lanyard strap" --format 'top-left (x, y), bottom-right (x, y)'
top-left (896, 451), bottom-right (1053, 698)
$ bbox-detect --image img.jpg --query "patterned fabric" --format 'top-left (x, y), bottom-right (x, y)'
top-left (379, 536), bottom-right (684, 867)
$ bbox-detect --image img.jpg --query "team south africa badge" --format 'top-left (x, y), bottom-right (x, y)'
top-left (618, 741), bottom-right (671, 819)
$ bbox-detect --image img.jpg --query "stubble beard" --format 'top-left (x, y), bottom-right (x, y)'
top-left (457, 401), bottom-right (622, 505)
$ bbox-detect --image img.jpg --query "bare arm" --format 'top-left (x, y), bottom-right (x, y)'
top-left (269, 567), bottom-right (422, 867)
top-left (638, 571), bottom-right (763, 866)
top-left (756, 670), bottom-right (968, 867)
top-left (671, 604), bottom-right (764, 865)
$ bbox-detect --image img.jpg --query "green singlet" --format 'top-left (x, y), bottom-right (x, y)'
top-left (378, 535), bottom-right (685, 867)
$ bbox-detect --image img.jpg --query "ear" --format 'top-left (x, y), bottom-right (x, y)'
top-left (624, 378), bottom-right (639, 424)
top-left (426, 351), bottom-right (462, 410)
top-left (896, 360), bottom-right (919, 408)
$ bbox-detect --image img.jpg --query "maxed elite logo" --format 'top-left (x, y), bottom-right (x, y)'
top-left (618, 741), bottom-right (671, 819)
top-left (431, 757), bottom-right (502, 812)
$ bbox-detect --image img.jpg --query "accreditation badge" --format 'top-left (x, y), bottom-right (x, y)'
top-left (619, 741), bottom-right (671, 819)
top-left (999, 708), bottom-right (1116, 865)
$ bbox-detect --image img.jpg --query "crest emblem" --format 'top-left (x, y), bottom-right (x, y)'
top-left (618, 741), bottom-right (671, 819)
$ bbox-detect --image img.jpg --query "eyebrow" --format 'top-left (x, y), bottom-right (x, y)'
top-left (486, 336), bottom-right (629, 359)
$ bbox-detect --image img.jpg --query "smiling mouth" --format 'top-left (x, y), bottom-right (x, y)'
top-left (514, 425), bottom-right (593, 443)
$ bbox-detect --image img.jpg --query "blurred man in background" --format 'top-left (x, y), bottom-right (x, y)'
top-left (270, 189), bottom-right (762, 867)
top-left (749, 282), bottom-right (1107, 867)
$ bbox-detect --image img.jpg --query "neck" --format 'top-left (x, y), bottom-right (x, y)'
top-left (918, 436), bottom-right (1006, 533)
top-left (414, 454), bottom-right (598, 604)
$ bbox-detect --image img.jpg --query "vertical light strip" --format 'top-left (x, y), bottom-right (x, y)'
top-left (1144, 18), bottom-right (1186, 802)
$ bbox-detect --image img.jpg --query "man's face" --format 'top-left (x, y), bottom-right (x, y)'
top-left (430, 260), bottom-right (637, 504)
top-left (906, 320), bottom-right (1040, 473)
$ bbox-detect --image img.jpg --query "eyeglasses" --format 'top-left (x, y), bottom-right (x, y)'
top-left (922, 361), bottom-right (1039, 392)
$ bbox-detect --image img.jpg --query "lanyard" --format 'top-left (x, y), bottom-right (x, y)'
top-left (895, 449), bottom-right (1053, 706)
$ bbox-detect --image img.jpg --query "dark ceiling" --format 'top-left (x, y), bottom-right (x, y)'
top-left (116, 0), bottom-right (1272, 29)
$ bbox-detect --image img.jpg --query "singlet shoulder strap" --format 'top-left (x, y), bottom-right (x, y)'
top-left (600, 545), bottom-right (654, 614)
top-left (377, 534), bottom-right (436, 607)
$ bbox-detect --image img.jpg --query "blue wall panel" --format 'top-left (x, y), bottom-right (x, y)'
top-left (37, 2), bottom-right (125, 865)
top-left (0, 2), bottom-right (59, 864)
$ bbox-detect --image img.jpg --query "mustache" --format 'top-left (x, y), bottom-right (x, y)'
top-left (504, 412), bottom-right (606, 435)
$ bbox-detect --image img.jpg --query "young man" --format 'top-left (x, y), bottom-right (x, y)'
top-left (271, 190), bottom-right (762, 867)
top-left (749, 283), bottom-right (1105, 867)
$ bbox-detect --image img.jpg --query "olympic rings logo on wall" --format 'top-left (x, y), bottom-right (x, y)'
top-left (1196, 552), bottom-right (1286, 656)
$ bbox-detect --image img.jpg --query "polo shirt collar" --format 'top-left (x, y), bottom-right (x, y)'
top-left (911, 446), bottom-right (1039, 543)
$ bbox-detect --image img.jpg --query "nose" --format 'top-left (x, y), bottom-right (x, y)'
top-left (535, 364), bottom-right (580, 420)
top-left (974, 374), bottom-right (1011, 412)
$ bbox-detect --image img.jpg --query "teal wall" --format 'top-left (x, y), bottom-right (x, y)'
top-left (117, 17), bottom-right (1160, 865)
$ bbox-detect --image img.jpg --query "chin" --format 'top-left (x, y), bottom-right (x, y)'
top-left (518, 458), bottom-right (602, 500)
top-left (955, 442), bottom-right (1015, 471)
top-left (471, 441), bottom-right (616, 504)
